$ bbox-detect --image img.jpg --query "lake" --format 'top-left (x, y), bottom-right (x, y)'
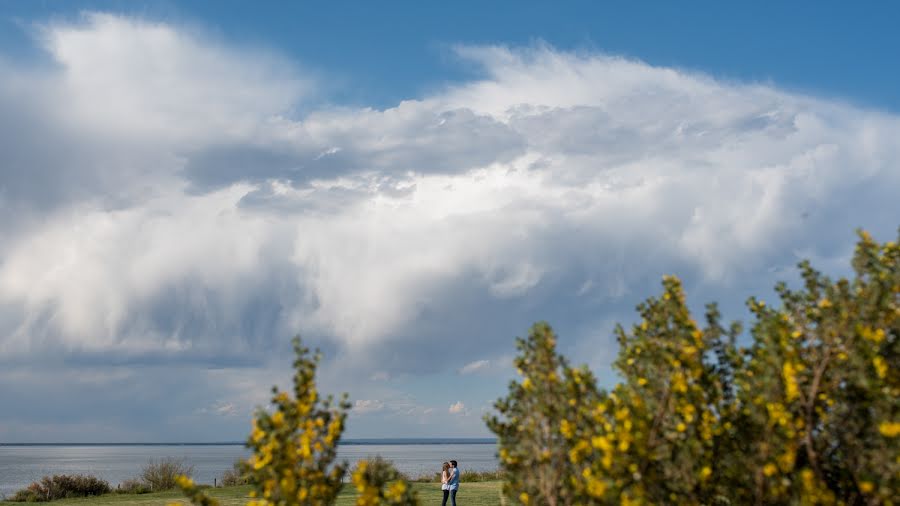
top-left (0, 441), bottom-right (498, 498)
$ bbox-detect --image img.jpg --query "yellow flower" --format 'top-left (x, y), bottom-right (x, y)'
top-left (879, 421), bottom-right (900, 437)
top-left (591, 436), bottom-right (612, 451)
top-left (860, 326), bottom-right (886, 343)
top-left (586, 477), bottom-right (607, 498)
top-left (763, 463), bottom-right (778, 477)
top-left (782, 362), bottom-right (800, 401)
top-left (385, 481), bottom-right (407, 499)
top-left (175, 475), bottom-right (194, 487)
top-left (637, 377), bottom-right (648, 386)
top-left (873, 356), bottom-right (887, 379)
top-left (519, 492), bottom-right (530, 504)
top-left (859, 481), bottom-right (874, 493)
top-left (699, 466), bottom-right (712, 480)
top-left (676, 423), bottom-right (686, 433)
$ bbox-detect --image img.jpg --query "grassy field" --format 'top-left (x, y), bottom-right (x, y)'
top-left (1, 482), bottom-right (503, 506)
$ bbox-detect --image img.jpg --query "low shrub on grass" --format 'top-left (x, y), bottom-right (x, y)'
top-left (410, 469), bottom-right (503, 483)
top-left (9, 474), bottom-right (111, 502)
top-left (220, 460), bottom-right (250, 486)
top-left (116, 478), bottom-right (152, 494)
top-left (459, 469), bottom-right (504, 482)
top-left (140, 457), bottom-right (194, 491)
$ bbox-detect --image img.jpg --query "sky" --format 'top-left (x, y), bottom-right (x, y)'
top-left (0, 2), bottom-right (899, 442)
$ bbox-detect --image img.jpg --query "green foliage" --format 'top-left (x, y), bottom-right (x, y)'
top-left (177, 336), bottom-right (358, 506)
top-left (9, 475), bottom-right (111, 502)
top-left (141, 458), bottom-right (194, 491)
top-left (350, 457), bottom-right (418, 505)
top-left (410, 469), bottom-right (504, 483)
top-left (489, 229), bottom-right (899, 505)
top-left (115, 479), bottom-right (151, 495)
top-left (486, 322), bottom-right (601, 506)
top-left (221, 461), bottom-right (251, 487)
top-left (240, 337), bottom-right (350, 505)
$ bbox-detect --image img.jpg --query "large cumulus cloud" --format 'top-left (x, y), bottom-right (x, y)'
top-left (1, 14), bottom-right (898, 439)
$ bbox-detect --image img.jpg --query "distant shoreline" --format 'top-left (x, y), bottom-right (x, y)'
top-left (0, 438), bottom-right (497, 447)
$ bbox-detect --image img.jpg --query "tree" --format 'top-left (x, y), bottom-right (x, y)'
top-left (178, 337), bottom-right (417, 506)
top-left (351, 456), bottom-right (419, 506)
top-left (490, 229), bottom-right (899, 504)
top-left (486, 322), bottom-right (601, 505)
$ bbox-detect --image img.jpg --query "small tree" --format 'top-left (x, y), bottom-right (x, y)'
top-left (178, 336), bottom-right (352, 506)
top-left (486, 322), bottom-right (600, 505)
top-left (727, 231), bottom-right (899, 504)
top-left (141, 458), bottom-right (194, 491)
top-left (562, 277), bottom-right (741, 504)
top-left (350, 456), bottom-right (418, 506)
top-left (490, 228), bottom-right (899, 505)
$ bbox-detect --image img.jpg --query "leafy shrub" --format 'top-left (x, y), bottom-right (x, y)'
top-left (220, 460), bottom-right (251, 486)
top-left (9, 474), bottom-right (111, 502)
top-left (410, 469), bottom-right (503, 483)
top-left (178, 336), bottom-right (405, 505)
top-left (351, 456), bottom-right (418, 506)
top-left (141, 457), bottom-right (194, 491)
top-left (116, 478), bottom-right (152, 494)
top-left (489, 229), bottom-right (899, 505)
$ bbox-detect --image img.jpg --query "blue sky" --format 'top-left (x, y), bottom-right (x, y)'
top-left (4, 1), bottom-right (900, 110)
top-left (0, 2), bottom-right (898, 442)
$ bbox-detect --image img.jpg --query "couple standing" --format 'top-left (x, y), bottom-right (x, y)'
top-left (440, 460), bottom-right (460, 505)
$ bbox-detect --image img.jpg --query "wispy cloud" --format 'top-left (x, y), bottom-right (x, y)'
top-left (353, 399), bottom-right (386, 414)
top-left (459, 360), bottom-right (491, 375)
top-left (448, 401), bottom-right (467, 415)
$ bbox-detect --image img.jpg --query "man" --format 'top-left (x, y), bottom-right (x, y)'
top-left (447, 459), bottom-right (460, 506)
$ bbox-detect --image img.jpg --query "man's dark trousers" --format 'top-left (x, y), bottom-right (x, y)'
top-left (450, 489), bottom-right (457, 506)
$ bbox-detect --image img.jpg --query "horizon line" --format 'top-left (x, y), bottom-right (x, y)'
top-left (0, 438), bottom-right (498, 447)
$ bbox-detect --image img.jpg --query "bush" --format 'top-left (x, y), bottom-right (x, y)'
top-left (8, 475), bottom-right (111, 502)
top-left (116, 478), bottom-right (152, 494)
top-left (410, 469), bottom-right (503, 483)
top-left (351, 456), bottom-right (418, 505)
top-left (178, 337), bottom-right (366, 505)
top-left (459, 469), bottom-right (504, 483)
top-left (220, 460), bottom-right (250, 486)
top-left (489, 229), bottom-right (899, 505)
top-left (141, 457), bottom-right (194, 491)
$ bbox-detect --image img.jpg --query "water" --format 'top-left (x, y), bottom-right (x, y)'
top-left (0, 441), bottom-right (498, 497)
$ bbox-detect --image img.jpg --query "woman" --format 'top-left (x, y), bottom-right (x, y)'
top-left (440, 461), bottom-right (451, 506)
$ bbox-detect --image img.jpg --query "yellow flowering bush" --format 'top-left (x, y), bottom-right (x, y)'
top-left (350, 456), bottom-right (418, 506)
top-left (178, 336), bottom-right (365, 506)
top-left (485, 322), bottom-right (601, 505)
top-left (490, 229), bottom-right (898, 504)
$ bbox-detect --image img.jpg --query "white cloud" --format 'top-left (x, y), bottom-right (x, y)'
top-left (353, 399), bottom-right (386, 414)
top-left (197, 401), bottom-right (238, 417)
top-left (448, 401), bottom-right (466, 415)
top-left (39, 12), bottom-right (308, 142)
top-left (459, 360), bottom-right (490, 375)
top-left (0, 15), bottom-right (898, 383)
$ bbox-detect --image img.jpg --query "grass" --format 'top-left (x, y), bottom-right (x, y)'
top-left (1, 482), bottom-right (504, 506)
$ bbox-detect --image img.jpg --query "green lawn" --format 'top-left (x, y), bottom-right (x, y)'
top-left (1, 482), bottom-right (503, 506)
